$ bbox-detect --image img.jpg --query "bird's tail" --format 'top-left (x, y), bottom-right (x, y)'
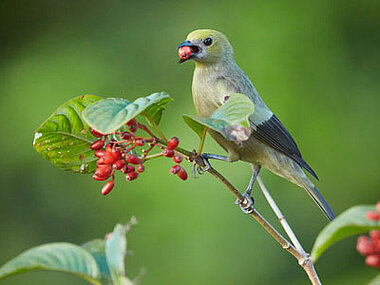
top-left (302, 183), bottom-right (336, 221)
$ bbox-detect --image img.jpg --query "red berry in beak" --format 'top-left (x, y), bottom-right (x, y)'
top-left (178, 46), bottom-right (192, 60)
top-left (101, 180), bottom-right (114, 195)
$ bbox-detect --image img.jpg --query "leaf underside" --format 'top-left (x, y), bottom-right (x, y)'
top-left (33, 95), bottom-right (102, 174)
top-left (82, 92), bottom-right (172, 134)
top-left (183, 93), bottom-right (254, 142)
top-left (0, 243), bottom-right (101, 284)
top-left (311, 205), bottom-right (380, 261)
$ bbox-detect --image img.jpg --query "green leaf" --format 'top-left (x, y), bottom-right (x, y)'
top-left (33, 95), bottom-right (102, 174)
top-left (311, 205), bottom-right (380, 261)
top-left (106, 224), bottom-right (127, 285)
top-left (183, 93), bottom-right (254, 142)
top-left (82, 92), bottom-right (172, 134)
top-left (82, 239), bottom-right (112, 284)
top-left (0, 242), bottom-right (101, 284)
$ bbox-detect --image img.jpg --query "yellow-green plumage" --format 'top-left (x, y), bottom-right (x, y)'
top-left (179, 29), bottom-right (335, 220)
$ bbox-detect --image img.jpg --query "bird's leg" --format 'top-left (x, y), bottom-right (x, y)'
top-left (192, 153), bottom-right (230, 177)
top-left (236, 164), bottom-right (261, 214)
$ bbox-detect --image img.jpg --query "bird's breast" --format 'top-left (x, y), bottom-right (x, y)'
top-left (192, 67), bottom-right (225, 117)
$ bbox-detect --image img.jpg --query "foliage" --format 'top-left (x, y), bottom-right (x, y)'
top-left (312, 204), bottom-right (380, 261)
top-left (0, 219), bottom-right (138, 285)
top-left (33, 95), bottom-right (102, 174)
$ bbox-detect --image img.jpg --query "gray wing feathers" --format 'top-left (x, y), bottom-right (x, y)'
top-left (252, 114), bottom-right (319, 180)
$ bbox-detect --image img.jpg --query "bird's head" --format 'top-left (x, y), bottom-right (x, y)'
top-left (177, 29), bottom-right (233, 65)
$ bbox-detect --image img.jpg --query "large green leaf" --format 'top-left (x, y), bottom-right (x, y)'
top-left (183, 93), bottom-right (254, 142)
top-left (33, 95), bottom-right (102, 174)
top-left (0, 243), bottom-right (101, 284)
top-left (82, 239), bottom-right (112, 284)
top-left (82, 92), bottom-right (172, 134)
top-left (312, 205), bottom-right (380, 261)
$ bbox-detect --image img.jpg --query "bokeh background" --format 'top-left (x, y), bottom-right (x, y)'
top-left (0, 0), bottom-right (379, 284)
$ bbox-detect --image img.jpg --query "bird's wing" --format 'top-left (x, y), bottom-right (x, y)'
top-left (249, 111), bottom-right (319, 180)
top-left (216, 76), bottom-right (318, 179)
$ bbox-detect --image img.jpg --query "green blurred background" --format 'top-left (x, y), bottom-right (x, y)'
top-left (0, 0), bottom-right (379, 284)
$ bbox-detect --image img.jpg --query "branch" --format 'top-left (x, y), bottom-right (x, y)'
top-left (194, 156), bottom-right (321, 285)
top-left (155, 137), bottom-right (320, 284)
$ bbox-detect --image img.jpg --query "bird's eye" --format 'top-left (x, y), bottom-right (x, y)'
top-left (203, 38), bottom-right (213, 46)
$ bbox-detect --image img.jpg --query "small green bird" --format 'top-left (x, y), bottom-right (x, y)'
top-left (177, 29), bottom-right (335, 221)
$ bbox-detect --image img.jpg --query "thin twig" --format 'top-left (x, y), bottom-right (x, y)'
top-left (257, 176), bottom-right (305, 252)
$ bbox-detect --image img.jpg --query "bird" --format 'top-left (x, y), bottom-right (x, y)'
top-left (177, 29), bottom-right (335, 221)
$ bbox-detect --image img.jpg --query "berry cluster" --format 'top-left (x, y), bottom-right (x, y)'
top-left (356, 202), bottom-right (380, 269)
top-left (89, 118), bottom-right (187, 195)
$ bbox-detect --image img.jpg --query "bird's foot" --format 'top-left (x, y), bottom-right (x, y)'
top-left (191, 153), bottom-right (211, 178)
top-left (235, 192), bottom-right (255, 214)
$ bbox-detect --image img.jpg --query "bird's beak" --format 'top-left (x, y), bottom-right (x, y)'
top-left (177, 40), bottom-right (200, 63)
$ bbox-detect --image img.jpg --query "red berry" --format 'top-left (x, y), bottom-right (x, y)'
top-left (97, 157), bottom-right (106, 165)
top-left (370, 230), bottom-right (380, 241)
top-left (127, 119), bottom-right (138, 133)
top-left (95, 150), bottom-right (105, 158)
top-left (126, 118), bottom-right (137, 126)
top-left (126, 165), bottom-right (135, 173)
top-left (91, 139), bottom-right (105, 150)
top-left (377, 201), bottom-right (380, 213)
top-left (89, 128), bottom-right (103, 138)
top-left (95, 164), bottom-right (112, 178)
top-left (178, 46), bottom-right (192, 60)
top-left (103, 149), bottom-right (122, 164)
top-left (137, 164), bottom-right (145, 173)
top-left (174, 154), bottom-right (183, 163)
top-left (113, 159), bottom-right (126, 170)
top-left (357, 236), bottom-right (375, 256)
top-left (365, 254), bottom-right (380, 268)
top-left (167, 137), bottom-right (179, 150)
top-left (134, 139), bottom-right (145, 146)
top-left (93, 174), bottom-right (108, 181)
top-left (101, 180), bottom-right (114, 195)
top-left (126, 171), bottom-right (138, 181)
top-left (170, 165), bottom-right (181, 174)
top-left (105, 144), bottom-right (113, 152)
top-left (163, 149), bottom-right (175, 157)
top-left (129, 124), bottom-right (137, 133)
top-left (126, 154), bottom-right (140, 165)
top-left (120, 132), bottom-right (132, 140)
top-left (366, 211), bottom-right (380, 221)
top-left (177, 167), bottom-right (188, 180)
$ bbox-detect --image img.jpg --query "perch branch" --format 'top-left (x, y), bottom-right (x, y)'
top-left (193, 156), bottom-right (321, 285)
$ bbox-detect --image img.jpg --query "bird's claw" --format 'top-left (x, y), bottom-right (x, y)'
top-left (235, 193), bottom-right (255, 214)
top-left (191, 153), bottom-right (211, 178)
